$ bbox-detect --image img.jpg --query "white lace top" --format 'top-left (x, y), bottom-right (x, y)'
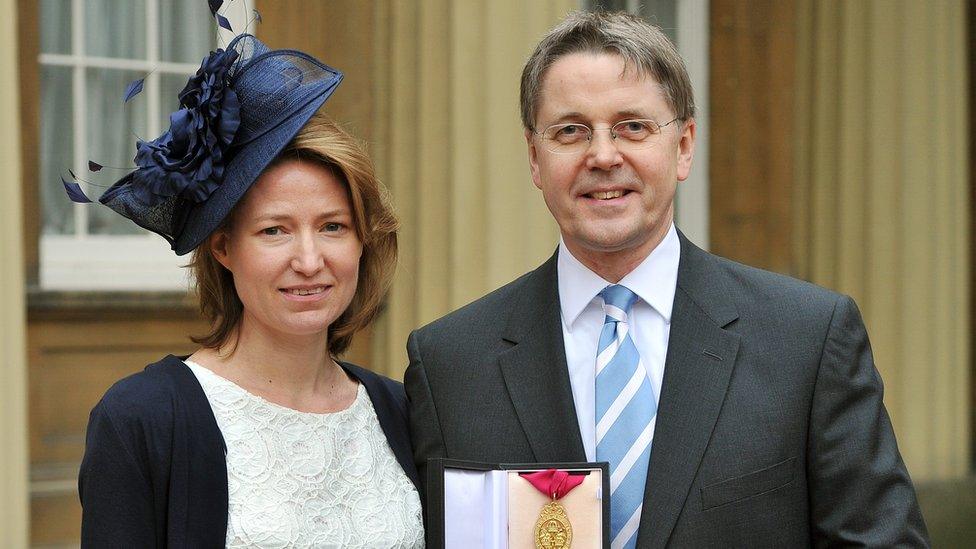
top-left (185, 361), bottom-right (424, 548)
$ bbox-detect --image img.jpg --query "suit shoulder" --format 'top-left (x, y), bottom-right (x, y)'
top-left (707, 252), bottom-right (843, 306)
top-left (691, 252), bottom-right (853, 336)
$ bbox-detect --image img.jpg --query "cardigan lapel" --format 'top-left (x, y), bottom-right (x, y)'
top-left (498, 252), bottom-right (587, 463)
top-left (159, 355), bottom-right (230, 547)
top-left (342, 361), bottom-right (422, 493)
top-left (636, 235), bottom-right (741, 548)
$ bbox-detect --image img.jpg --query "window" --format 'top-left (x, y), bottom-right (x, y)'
top-left (38, 0), bottom-right (218, 290)
top-left (585, 0), bottom-right (710, 250)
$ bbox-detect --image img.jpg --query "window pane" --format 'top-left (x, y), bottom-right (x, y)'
top-left (40, 66), bottom-right (75, 235)
top-left (85, 0), bottom-right (146, 58)
top-left (159, 0), bottom-right (217, 63)
top-left (160, 72), bottom-right (191, 118)
top-left (86, 68), bottom-right (149, 235)
top-left (592, 0), bottom-right (630, 11)
top-left (40, 0), bottom-right (72, 54)
top-left (637, 0), bottom-right (677, 44)
top-left (586, 0), bottom-right (677, 44)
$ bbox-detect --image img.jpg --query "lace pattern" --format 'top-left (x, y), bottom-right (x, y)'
top-left (186, 361), bottom-right (424, 548)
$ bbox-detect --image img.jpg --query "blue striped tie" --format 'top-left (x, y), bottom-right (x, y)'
top-left (595, 284), bottom-right (656, 549)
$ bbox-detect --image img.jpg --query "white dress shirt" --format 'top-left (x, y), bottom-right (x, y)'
top-left (557, 223), bottom-right (680, 461)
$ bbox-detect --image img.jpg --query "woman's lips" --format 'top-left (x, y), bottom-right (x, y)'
top-left (279, 285), bottom-right (330, 301)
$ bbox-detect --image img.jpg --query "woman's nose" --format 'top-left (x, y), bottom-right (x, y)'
top-left (289, 233), bottom-right (325, 275)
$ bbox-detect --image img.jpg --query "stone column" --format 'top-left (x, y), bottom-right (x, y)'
top-left (0, 0), bottom-right (31, 543)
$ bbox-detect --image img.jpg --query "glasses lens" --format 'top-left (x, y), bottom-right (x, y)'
top-left (543, 123), bottom-right (590, 153)
top-left (611, 119), bottom-right (662, 150)
top-left (540, 119), bottom-right (676, 154)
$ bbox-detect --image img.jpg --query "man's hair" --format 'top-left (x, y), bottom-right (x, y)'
top-left (189, 112), bottom-right (399, 357)
top-left (520, 10), bottom-right (695, 130)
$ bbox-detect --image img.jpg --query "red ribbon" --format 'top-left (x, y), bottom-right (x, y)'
top-left (520, 469), bottom-right (586, 500)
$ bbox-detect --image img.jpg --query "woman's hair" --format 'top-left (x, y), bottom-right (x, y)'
top-left (189, 112), bottom-right (399, 356)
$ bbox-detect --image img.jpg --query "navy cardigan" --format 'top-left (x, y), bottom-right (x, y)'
top-left (78, 355), bottom-right (420, 548)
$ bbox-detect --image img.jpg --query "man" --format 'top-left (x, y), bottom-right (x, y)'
top-left (405, 11), bottom-right (928, 548)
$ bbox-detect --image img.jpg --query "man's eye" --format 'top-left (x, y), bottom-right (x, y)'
top-left (261, 226), bottom-right (281, 236)
top-left (616, 120), bottom-right (653, 139)
top-left (550, 124), bottom-right (588, 143)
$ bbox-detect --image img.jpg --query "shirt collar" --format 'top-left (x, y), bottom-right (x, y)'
top-left (557, 223), bottom-right (681, 329)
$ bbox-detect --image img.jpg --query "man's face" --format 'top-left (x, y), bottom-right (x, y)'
top-left (526, 52), bottom-right (695, 278)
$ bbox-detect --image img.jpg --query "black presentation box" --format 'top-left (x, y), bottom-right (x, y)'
top-left (426, 458), bottom-right (611, 549)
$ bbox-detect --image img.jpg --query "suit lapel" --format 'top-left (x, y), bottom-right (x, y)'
top-left (498, 252), bottom-right (587, 463)
top-left (637, 234), bottom-right (741, 548)
top-left (496, 238), bottom-right (740, 543)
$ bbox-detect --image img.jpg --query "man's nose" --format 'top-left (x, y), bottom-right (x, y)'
top-left (585, 128), bottom-right (624, 170)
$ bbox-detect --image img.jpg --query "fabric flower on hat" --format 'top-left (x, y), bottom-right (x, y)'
top-left (85, 33), bottom-right (343, 254)
top-left (132, 47), bottom-right (242, 205)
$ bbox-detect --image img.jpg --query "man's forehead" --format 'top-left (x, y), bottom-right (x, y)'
top-left (536, 52), bottom-right (666, 119)
top-left (542, 51), bottom-right (652, 86)
top-left (543, 107), bottom-right (656, 122)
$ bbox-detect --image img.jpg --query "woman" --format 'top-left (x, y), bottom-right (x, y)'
top-left (77, 34), bottom-right (423, 547)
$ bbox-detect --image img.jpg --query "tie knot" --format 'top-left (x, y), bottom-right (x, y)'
top-left (599, 284), bottom-right (638, 319)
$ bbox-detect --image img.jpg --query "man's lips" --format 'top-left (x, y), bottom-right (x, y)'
top-left (586, 189), bottom-right (626, 200)
top-left (579, 188), bottom-right (633, 200)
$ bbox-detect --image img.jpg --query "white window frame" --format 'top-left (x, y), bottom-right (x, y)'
top-left (674, 0), bottom-right (710, 251)
top-left (38, 0), bottom-right (251, 291)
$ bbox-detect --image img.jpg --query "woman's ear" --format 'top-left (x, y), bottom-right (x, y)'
top-left (210, 230), bottom-right (233, 272)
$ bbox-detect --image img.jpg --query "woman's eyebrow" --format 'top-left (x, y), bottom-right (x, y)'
top-left (251, 209), bottom-right (351, 223)
top-left (251, 213), bottom-right (292, 223)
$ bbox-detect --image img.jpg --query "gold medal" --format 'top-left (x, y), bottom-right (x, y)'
top-left (534, 498), bottom-right (573, 549)
top-left (522, 468), bottom-right (584, 549)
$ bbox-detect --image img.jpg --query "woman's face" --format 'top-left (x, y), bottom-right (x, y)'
top-left (212, 158), bottom-right (363, 343)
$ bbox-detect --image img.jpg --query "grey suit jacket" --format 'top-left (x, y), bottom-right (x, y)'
top-left (405, 233), bottom-right (929, 547)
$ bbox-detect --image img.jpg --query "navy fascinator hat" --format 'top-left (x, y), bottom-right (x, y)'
top-left (96, 33), bottom-right (343, 255)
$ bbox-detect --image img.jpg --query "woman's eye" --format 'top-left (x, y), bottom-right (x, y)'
top-left (323, 222), bottom-right (342, 232)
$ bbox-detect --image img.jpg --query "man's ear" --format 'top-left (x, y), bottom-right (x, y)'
top-left (676, 118), bottom-right (696, 182)
top-left (526, 129), bottom-right (543, 190)
top-left (210, 230), bottom-right (232, 272)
